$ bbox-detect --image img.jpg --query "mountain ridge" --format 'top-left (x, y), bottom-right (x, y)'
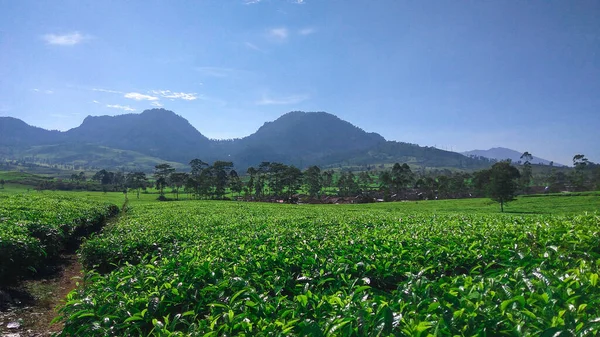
top-left (1, 109), bottom-right (488, 170)
top-left (462, 147), bottom-right (565, 166)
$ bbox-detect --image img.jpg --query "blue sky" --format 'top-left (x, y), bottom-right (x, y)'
top-left (0, 0), bottom-right (598, 166)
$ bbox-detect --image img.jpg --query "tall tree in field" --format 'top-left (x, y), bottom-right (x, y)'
top-left (229, 170), bottom-right (243, 197)
top-left (258, 162), bottom-right (271, 196)
top-left (378, 170), bottom-right (392, 200)
top-left (268, 162), bottom-right (287, 196)
top-left (390, 163), bottom-right (414, 195)
top-left (571, 154), bottom-right (589, 191)
top-left (212, 161), bottom-right (233, 199)
top-left (488, 161), bottom-right (521, 212)
top-left (358, 171), bottom-right (373, 192)
top-left (472, 169), bottom-right (491, 197)
top-left (169, 172), bottom-right (188, 200)
top-left (126, 171), bottom-right (148, 199)
top-left (245, 166), bottom-right (257, 197)
top-left (154, 163), bottom-right (175, 196)
top-left (520, 151), bottom-right (533, 193)
top-left (304, 165), bottom-right (322, 198)
top-left (338, 171), bottom-right (360, 197)
top-left (189, 159), bottom-right (209, 198)
top-left (321, 170), bottom-right (334, 193)
top-left (282, 166), bottom-right (302, 197)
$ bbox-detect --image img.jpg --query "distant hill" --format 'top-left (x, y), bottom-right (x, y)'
top-left (0, 116), bottom-right (63, 146)
top-left (231, 111), bottom-right (386, 167)
top-left (64, 109), bottom-right (211, 163)
top-left (462, 147), bottom-right (565, 166)
top-left (1, 109), bottom-right (490, 171)
top-left (22, 143), bottom-right (187, 172)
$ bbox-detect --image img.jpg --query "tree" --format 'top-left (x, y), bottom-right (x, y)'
top-left (267, 162), bottom-right (287, 197)
top-left (321, 170), bottom-right (334, 193)
top-left (304, 166), bottom-right (322, 198)
top-left (547, 168), bottom-right (567, 193)
top-left (378, 170), bottom-right (392, 201)
top-left (520, 151), bottom-right (533, 193)
top-left (154, 163), bottom-right (175, 197)
top-left (0, 179), bottom-right (4, 189)
top-left (282, 166), bottom-right (302, 197)
top-left (488, 161), bottom-right (521, 212)
top-left (257, 162), bottom-right (271, 197)
top-left (93, 169), bottom-right (114, 185)
top-left (189, 159), bottom-right (209, 198)
top-left (337, 171), bottom-right (359, 197)
top-left (593, 165), bottom-right (600, 190)
top-left (390, 163), bottom-right (414, 195)
top-left (245, 167), bottom-right (257, 197)
top-left (169, 172), bottom-right (188, 200)
top-left (126, 172), bottom-right (148, 199)
top-left (358, 171), bottom-right (373, 192)
top-left (229, 170), bottom-right (243, 197)
top-left (571, 154), bottom-right (589, 191)
top-left (212, 161), bottom-right (233, 199)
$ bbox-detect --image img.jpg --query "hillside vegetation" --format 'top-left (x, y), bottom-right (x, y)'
top-left (1, 109), bottom-right (489, 170)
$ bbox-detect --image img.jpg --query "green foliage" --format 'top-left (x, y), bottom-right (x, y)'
top-left (304, 165), bottom-right (322, 197)
top-left (0, 194), bottom-right (118, 285)
top-left (489, 161), bottom-right (521, 211)
top-left (60, 201), bottom-right (600, 336)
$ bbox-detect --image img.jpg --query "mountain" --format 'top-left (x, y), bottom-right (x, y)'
top-left (231, 111), bottom-right (386, 167)
top-left (0, 116), bottom-right (63, 146)
top-left (462, 147), bottom-right (564, 166)
top-left (21, 143), bottom-right (187, 172)
top-left (0, 109), bottom-right (489, 171)
top-left (65, 109), bottom-right (211, 163)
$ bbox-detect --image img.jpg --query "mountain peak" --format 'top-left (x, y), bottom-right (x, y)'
top-left (140, 108), bottom-right (178, 117)
top-left (462, 147), bottom-right (564, 166)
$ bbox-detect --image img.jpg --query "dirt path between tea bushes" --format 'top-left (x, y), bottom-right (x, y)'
top-left (0, 204), bottom-right (126, 337)
top-left (0, 254), bottom-right (83, 336)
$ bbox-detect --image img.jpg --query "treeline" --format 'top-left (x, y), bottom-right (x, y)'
top-left (34, 153), bottom-right (600, 203)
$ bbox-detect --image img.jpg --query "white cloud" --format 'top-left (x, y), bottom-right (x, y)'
top-left (124, 92), bottom-right (159, 101)
top-left (92, 100), bottom-right (100, 104)
top-left (45, 90), bottom-right (54, 94)
top-left (107, 104), bottom-right (136, 111)
top-left (244, 0), bottom-right (261, 3)
top-left (268, 27), bottom-right (288, 41)
top-left (149, 90), bottom-right (198, 101)
top-left (256, 94), bottom-right (309, 105)
top-left (92, 88), bottom-right (122, 94)
top-left (291, 0), bottom-right (305, 4)
top-left (32, 88), bottom-right (40, 92)
top-left (299, 27), bottom-right (316, 35)
top-left (151, 101), bottom-right (163, 107)
top-left (42, 32), bottom-right (88, 46)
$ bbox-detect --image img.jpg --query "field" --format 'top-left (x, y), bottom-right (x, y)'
top-left (51, 197), bottom-right (598, 336)
top-left (0, 194), bottom-right (119, 284)
top-left (1, 189), bottom-right (599, 336)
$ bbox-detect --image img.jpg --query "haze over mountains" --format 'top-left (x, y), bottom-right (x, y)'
top-left (462, 148), bottom-right (565, 167)
top-left (1, 109), bottom-right (490, 171)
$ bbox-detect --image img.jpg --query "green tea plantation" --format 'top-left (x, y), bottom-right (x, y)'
top-left (0, 194), bottom-right (118, 285)
top-left (53, 201), bottom-right (600, 336)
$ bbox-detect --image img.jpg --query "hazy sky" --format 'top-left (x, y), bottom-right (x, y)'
top-left (1, 0), bottom-right (599, 165)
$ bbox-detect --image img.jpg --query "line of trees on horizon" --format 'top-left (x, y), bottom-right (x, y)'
top-left (28, 153), bottom-right (600, 209)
